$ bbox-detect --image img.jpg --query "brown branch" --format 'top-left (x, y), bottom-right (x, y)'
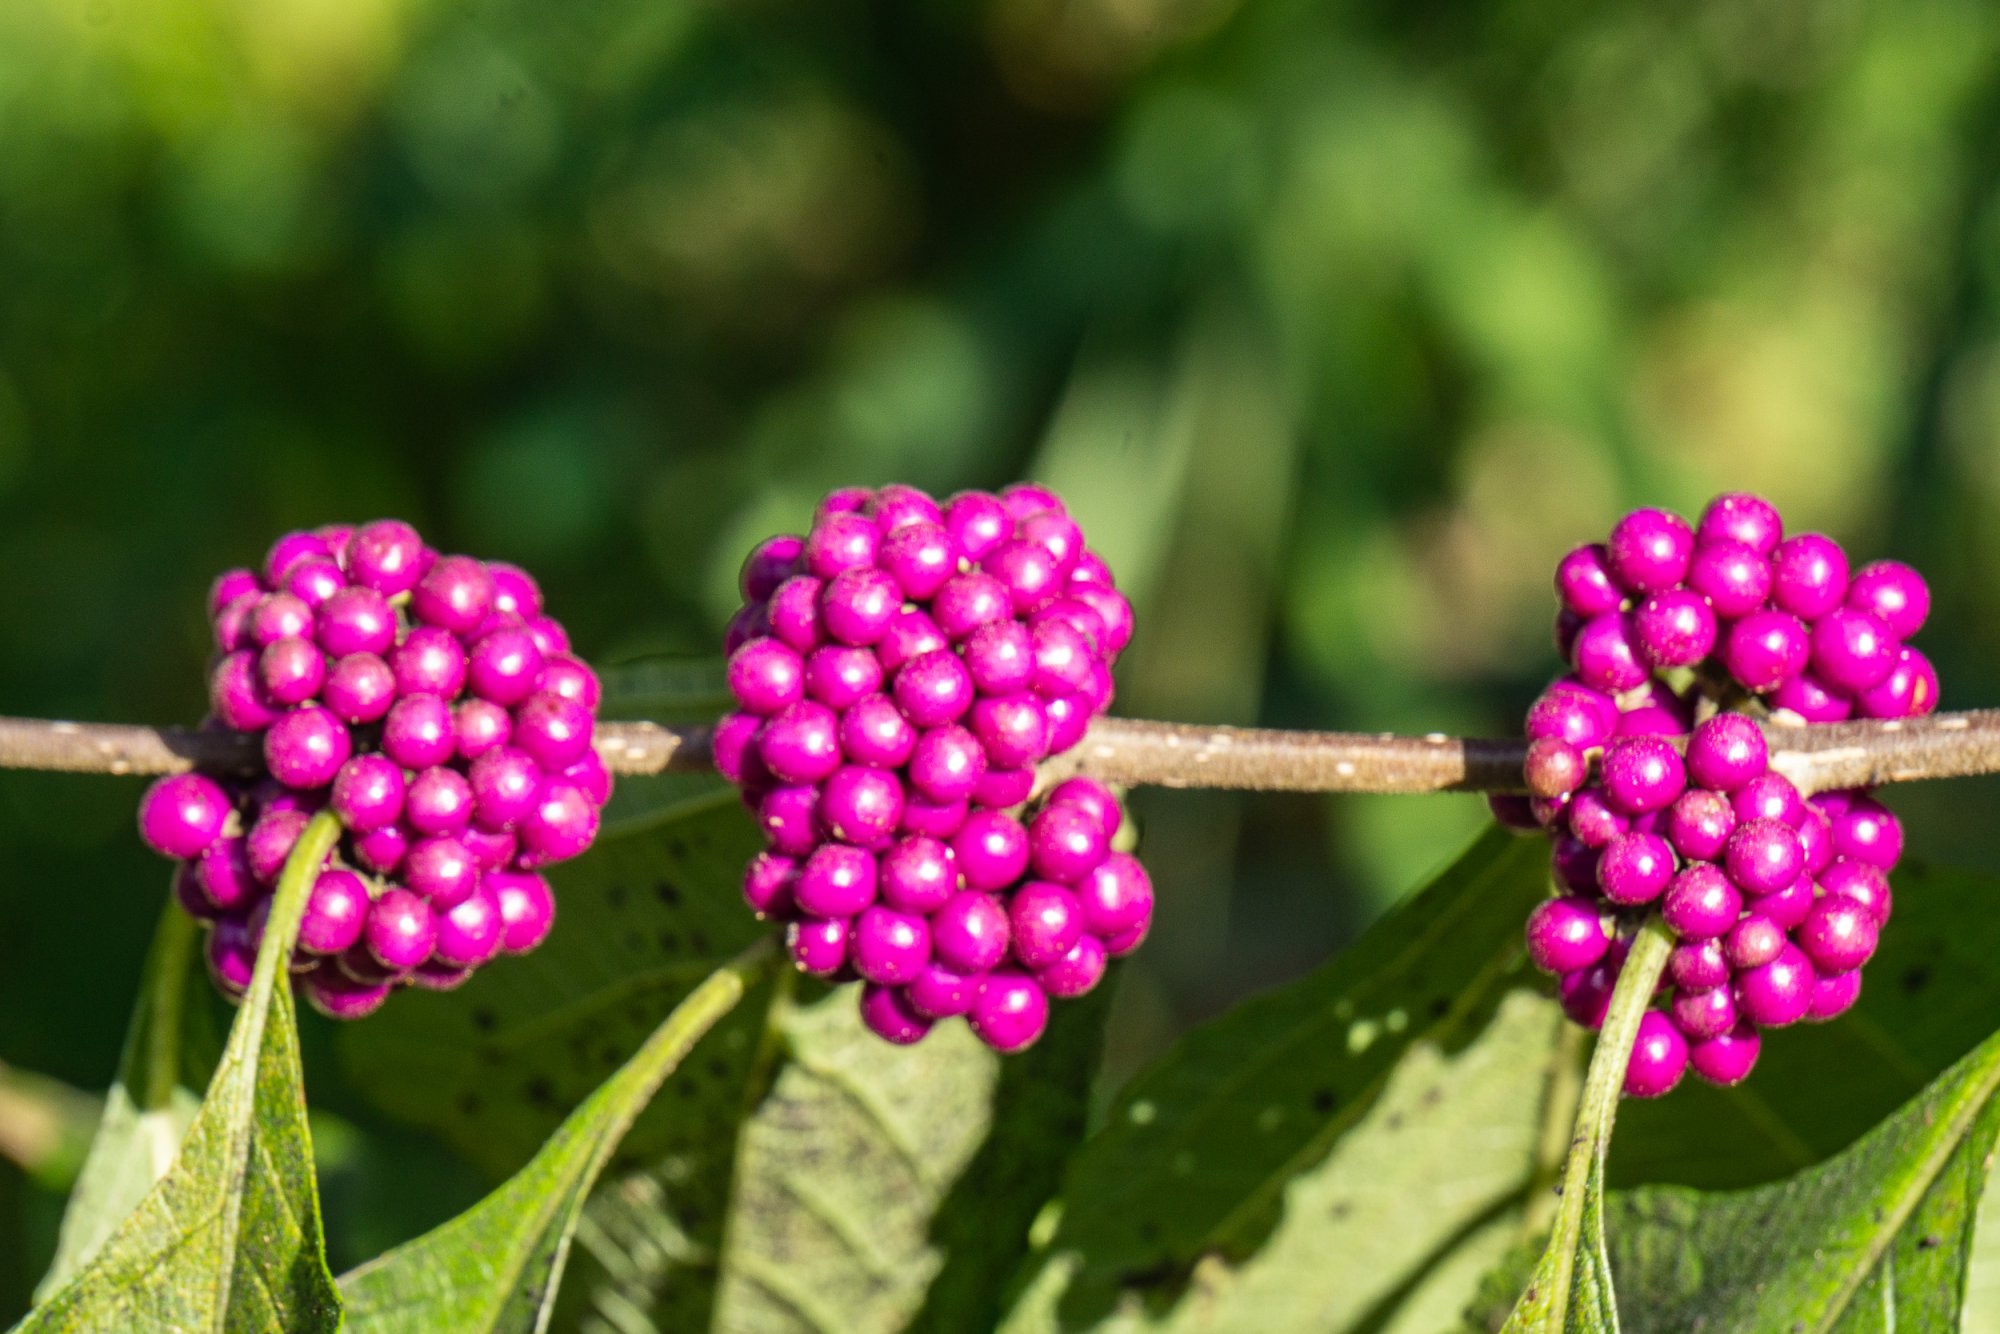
top-left (3, 710), bottom-right (2000, 796)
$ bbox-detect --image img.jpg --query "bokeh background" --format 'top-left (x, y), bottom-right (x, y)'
top-left (2, 0), bottom-right (1999, 1317)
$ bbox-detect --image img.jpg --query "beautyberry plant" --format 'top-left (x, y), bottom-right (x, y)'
top-left (1507, 493), bottom-right (1929, 1097)
top-left (135, 521), bottom-right (609, 1019)
top-left (717, 483), bottom-right (1150, 1051)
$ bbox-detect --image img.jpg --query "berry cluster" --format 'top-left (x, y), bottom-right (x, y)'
top-left (719, 484), bottom-right (1150, 1052)
top-left (1505, 494), bottom-right (1932, 1097)
top-left (137, 522), bottom-right (608, 1019)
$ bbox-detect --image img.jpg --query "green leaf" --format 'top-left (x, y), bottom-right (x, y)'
top-left (1000, 825), bottom-right (1562, 1332)
top-left (337, 937), bottom-right (775, 1334)
top-left (20, 811), bottom-right (344, 1333)
top-left (37, 900), bottom-right (216, 1298)
top-left (1607, 1024), bottom-right (2000, 1332)
top-left (705, 985), bottom-right (1013, 1333)
top-left (1500, 920), bottom-right (1671, 1334)
top-left (343, 792), bottom-right (776, 1329)
top-left (341, 791), bottom-right (770, 1178)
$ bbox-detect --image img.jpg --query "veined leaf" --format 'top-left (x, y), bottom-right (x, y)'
top-left (1608, 1024), bottom-right (2000, 1332)
top-left (337, 938), bottom-right (775, 1334)
top-left (37, 900), bottom-right (217, 1297)
top-left (999, 826), bottom-right (1560, 1332)
top-left (19, 811), bottom-right (344, 1333)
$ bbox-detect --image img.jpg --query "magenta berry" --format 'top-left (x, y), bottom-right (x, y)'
top-left (1809, 608), bottom-right (1897, 693)
top-left (1633, 589), bottom-right (1716, 668)
top-left (365, 889), bottom-right (436, 972)
top-left (853, 906), bottom-right (931, 985)
top-left (1723, 819), bottom-right (1803, 895)
top-left (879, 837), bottom-right (956, 913)
top-left (968, 971), bottom-right (1050, 1053)
top-left (264, 706), bottom-right (352, 790)
top-left (517, 781), bottom-right (601, 866)
top-left (1846, 560), bottom-right (1929, 640)
top-left (1624, 1010), bottom-right (1688, 1098)
top-left (1670, 940), bottom-right (1731, 993)
top-left (1731, 773), bottom-right (1805, 828)
top-left (433, 887), bottom-right (505, 970)
top-left (491, 872), bottom-right (556, 954)
top-left (332, 755), bottom-right (405, 833)
top-left (1008, 882), bottom-right (1084, 970)
top-left (1571, 613), bottom-right (1648, 693)
top-left (1669, 985), bottom-right (1737, 1043)
top-left (1735, 945), bottom-right (1815, 1028)
top-left (728, 638), bottom-right (806, 715)
top-left (1685, 714), bottom-right (1766, 793)
top-left (299, 870), bottom-right (370, 956)
top-left (1806, 969), bottom-right (1863, 1023)
top-left (858, 984), bottom-right (934, 1046)
top-left (139, 774), bottom-right (233, 860)
top-left (1525, 897), bottom-right (1609, 974)
top-left (1600, 737), bottom-right (1686, 816)
top-left (1607, 508), bottom-right (1694, 594)
top-left (1523, 738), bottom-right (1586, 801)
top-left (1723, 610), bottom-right (1809, 693)
top-left (1771, 533), bottom-right (1850, 621)
top-left (1821, 860), bottom-right (1892, 924)
top-left (1831, 797), bottom-right (1903, 868)
top-left (818, 766), bottom-right (905, 849)
top-left (1665, 789), bottom-right (1735, 863)
top-left (1696, 492), bottom-right (1783, 555)
top-left (1660, 864), bottom-right (1740, 941)
top-left (787, 917), bottom-right (851, 978)
top-left (1597, 831), bottom-right (1675, 906)
top-left (1554, 544), bottom-right (1623, 617)
top-left (1798, 896), bottom-right (1879, 975)
top-left (1685, 541), bottom-right (1773, 618)
top-left (1689, 1023), bottom-right (1761, 1087)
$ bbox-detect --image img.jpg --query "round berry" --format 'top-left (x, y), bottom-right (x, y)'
top-left (1832, 797), bottom-right (1903, 869)
top-left (491, 871), bottom-right (556, 954)
top-left (513, 692), bottom-right (595, 772)
top-left (1045, 777), bottom-right (1122, 839)
top-left (331, 755), bottom-right (405, 832)
top-left (1607, 508), bottom-right (1694, 593)
top-left (1670, 939), bottom-right (1731, 993)
top-left (906, 963), bottom-right (978, 1018)
top-left (391, 626), bottom-right (468, 699)
top-left (818, 766), bottom-right (905, 849)
top-left (453, 698), bottom-right (513, 762)
top-left (757, 786), bottom-right (824, 856)
top-left (469, 748), bottom-right (541, 831)
top-left (969, 971), bottom-right (1049, 1053)
top-left (248, 592), bottom-right (314, 647)
top-left (858, 984), bottom-right (934, 1046)
top-left (894, 650), bottom-right (975, 728)
top-left (1598, 831), bottom-right (1675, 905)
top-left (1770, 671), bottom-right (1854, 723)
top-left (840, 695), bottom-right (920, 770)
top-left (365, 889), bottom-right (436, 972)
top-left (138, 773), bottom-right (233, 860)
top-left (1624, 1010), bottom-right (1688, 1098)
top-left (517, 780), bottom-right (600, 866)
top-left (1685, 540), bottom-right (1774, 619)
top-left (1685, 714), bottom-right (1767, 793)
top-left (970, 695), bottom-right (1052, 770)
top-left (300, 869), bottom-right (370, 955)
top-left (1798, 896), bottom-right (1879, 975)
top-left (795, 844), bottom-right (878, 918)
top-left (1734, 945), bottom-right (1815, 1028)
top-left (324, 653), bottom-right (396, 725)
top-left (434, 886), bottom-right (505, 970)
top-left (1554, 544), bottom-right (1624, 617)
top-left (1770, 533), bottom-right (1849, 621)
top-left (757, 701), bottom-right (842, 785)
top-left (264, 706), bottom-right (352, 790)
top-left (853, 906), bottom-right (931, 985)
top-left (1810, 608), bottom-right (1897, 693)
top-left (347, 520), bottom-right (427, 597)
top-left (406, 766), bottom-right (474, 836)
top-left (316, 587), bottom-right (395, 659)
top-left (1665, 789), bottom-right (1735, 863)
top-left (194, 838), bottom-right (258, 914)
top-left (1559, 960), bottom-right (1618, 1030)
top-left (880, 836), bottom-right (955, 913)
top-left (1688, 1022), bottom-right (1760, 1087)
top-left (1660, 864), bottom-right (1741, 941)
top-left (803, 646), bottom-right (884, 711)
top-left (1731, 773), bottom-right (1805, 828)
top-left (821, 568), bottom-right (901, 646)
top-left (411, 555), bottom-right (495, 635)
top-left (1723, 914), bottom-right (1786, 970)
top-left (787, 917), bottom-right (851, 978)
top-left (728, 638), bottom-right (806, 716)
top-left (931, 892), bottom-right (1011, 974)
top-left (302, 964), bottom-right (393, 1020)
top-left (404, 836), bottom-right (478, 908)
top-left (931, 573), bottom-right (1011, 641)
top-left (952, 811), bottom-right (1031, 891)
top-left (1571, 613), bottom-right (1648, 693)
top-left (1525, 897), bottom-right (1609, 974)
top-left (741, 535), bottom-right (805, 603)
top-left (1523, 738), bottom-right (1586, 800)
top-left (1820, 860), bottom-right (1892, 924)
top-left (1601, 737), bottom-right (1686, 816)
top-left (765, 578), bottom-right (826, 655)
top-left (1722, 610), bottom-right (1809, 693)
top-left (1633, 590), bottom-right (1716, 669)
top-left (1806, 969), bottom-right (1863, 1023)
top-left (1723, 819), bottom-right (1803, 896)
top-left (1846, 560), bottom-right (1929, 640)
top-left (804, 512), bottom-right (880, 580)
top-left (1029, 803), bottom-right (1111, 883)
top-left (466, 628), bottom-right (546, 707)
top-left (1696, 492), bottom-right (1783, 554)
top-left (1669, 986), bottom-right (1737, 1043)
top-left (879, 522), bottom-right (958, 601)
top-left (943, 491), bottom-right (1011, 561)
top-left (1855, 646), bottom-right (1939, 720)
top-left (1009, 882), bottom-right (1084, 970)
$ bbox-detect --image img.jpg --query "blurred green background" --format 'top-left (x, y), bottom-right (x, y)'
top-left (3, 0), bottom-right (2000, 1316)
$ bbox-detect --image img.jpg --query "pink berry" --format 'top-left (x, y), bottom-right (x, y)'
top-left (139, 773), bottom-right (233, 859)
top-left (858, 984), bottom-right (933, 1045)
top-left (1688, 1022), bottom-right (1760, 1087)
top-left (968, 971), bottom-right (1049, 1053)
top-left (1770, 533), bottom-right (1849, 621)
top-left (1695, 493), bottom-right (1783, 555)
top-left (1624, 1010), bottom-right (1688, 1098)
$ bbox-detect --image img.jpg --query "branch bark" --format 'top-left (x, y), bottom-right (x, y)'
top-left (2, 710), bottom-right (1998, 795)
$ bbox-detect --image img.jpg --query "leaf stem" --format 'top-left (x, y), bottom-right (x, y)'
top-left (1513, 916), bottom-right (1673, 1331)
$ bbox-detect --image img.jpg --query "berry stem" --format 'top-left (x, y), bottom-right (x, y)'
top-left (5, 709), bottom-right (2000, 795)
top-left (1507, 916), bottom-right (1673, 1331)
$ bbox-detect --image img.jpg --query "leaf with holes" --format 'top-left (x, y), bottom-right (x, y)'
top-left (340, 792), bottom-right (773, 1326)
top-left (21, 813), bottom-right (343, 1333)
top-left (338, 940), bottom-right (772, 1334)
top-left (1607, 1025), bottom-right (2000, 1331)
top-left (999, 825), bottom-right (1562, 1333)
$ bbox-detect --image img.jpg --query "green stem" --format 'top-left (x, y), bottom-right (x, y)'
top-left (1531, 916), bottom-right (1674, 1327)
top-left (258, 811), bottom-right (344, 1001)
